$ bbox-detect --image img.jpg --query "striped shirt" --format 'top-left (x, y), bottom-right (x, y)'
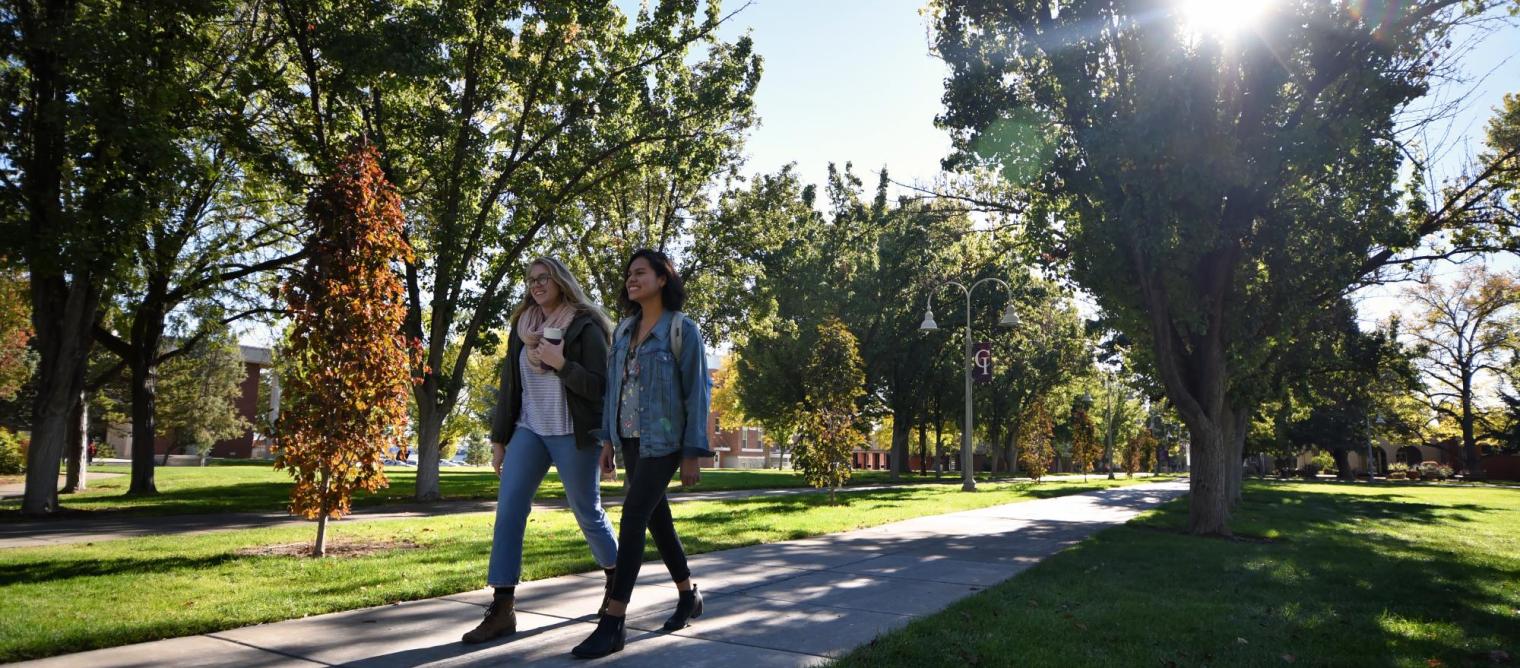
top-left (516, 348), bottom-right (574, 436)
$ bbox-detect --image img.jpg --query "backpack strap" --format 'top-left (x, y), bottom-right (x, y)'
top-left (668, 311), bottom-right (685, 360)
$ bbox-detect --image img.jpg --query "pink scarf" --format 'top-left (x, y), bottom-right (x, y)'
top-left (518, 303), bottom-right (576, 373)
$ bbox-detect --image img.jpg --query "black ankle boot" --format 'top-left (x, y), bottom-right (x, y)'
top-left (598, 568), bottom-right (616, 616)
top-left (571, 613), bottom-right (625, 659)
top-left (662, 584), bottom-right (703, 631)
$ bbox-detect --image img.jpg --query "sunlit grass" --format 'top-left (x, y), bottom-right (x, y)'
top-left (0, 476), bottom-right (1175, 661)
top-left (836, 481), bottom-right (1520, 668)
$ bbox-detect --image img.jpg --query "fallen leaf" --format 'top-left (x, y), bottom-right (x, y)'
top-left (1428, 660), bottom-right (1445, 667)
top-left (1281, 654), bottom-right (1295, 663)
top-left (1237, 637), bottom-right (1249, 645)
top-left (1075, 622), bottom-right (1088, 631)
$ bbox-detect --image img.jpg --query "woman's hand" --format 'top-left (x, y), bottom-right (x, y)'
top-left (492, 441), bottom-right (506, 477)
top-left (539, 339), bottom-right (566, 370)
top-left (600, 442), bottom-right (616, 475)
top-left (680, 457), bottom-right (701, 487)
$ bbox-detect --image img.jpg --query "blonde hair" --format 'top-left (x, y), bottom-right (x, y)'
top-left (509, 257), bottom-right (613, 339)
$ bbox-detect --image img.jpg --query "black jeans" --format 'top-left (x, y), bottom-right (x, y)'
top-left (609, 439), bottom-right (691, 604)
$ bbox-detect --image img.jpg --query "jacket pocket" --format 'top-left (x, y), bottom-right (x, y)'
top-left (644, 349), bottom-right (680, 439)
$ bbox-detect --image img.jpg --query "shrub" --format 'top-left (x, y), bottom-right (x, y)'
top-left (1309, 450), bottom-right (1336, 475)
top-left (1299, 462), bottom-right (1322, 480)
top-left (1416, 461), bottom-right (1453, 480)
top-left (1388, 462), bottom-right (1410, 473)
top-left (463, 438), bottom-right (492, 466)
top-left (94, 441), bottom-right (117, 459)
top-left (0, 428), bottom-right (23, 474)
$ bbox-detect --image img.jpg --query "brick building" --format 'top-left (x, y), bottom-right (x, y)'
top-left (698, 365), bottom-right (770, 469)
top-left (107, 345), bottom-right (277, 460)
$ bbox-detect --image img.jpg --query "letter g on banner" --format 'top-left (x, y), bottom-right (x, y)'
top-left (973, 342), bottom-right (993, 384)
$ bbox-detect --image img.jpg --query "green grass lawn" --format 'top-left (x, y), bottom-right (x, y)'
top-left (836, 480), bottom-right (1520, 668)
top-left (0, 476), bottom-right (1170, 661)
top-left (0, 464), bottom-right (926, 519)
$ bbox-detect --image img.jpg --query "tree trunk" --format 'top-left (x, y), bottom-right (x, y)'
top-left (933, 414), bottom-right (944, 478)
top-left (413, 391), bottom-right (444, 501)
top-left (1186, 417), bottom-right (1233, 536)
top-left (62, 392), bottom-right (86, 492)
top-left (1008, 414), bottom-right (1021, 476)
top-left (1460, 386), bottom-right (1484, 479)
top-left (128, 346), bottom-right (161, 495)
top-left (1105, 417), bottom-right (1117, 480)
top-left (1228, 406), bottom-right (1247, 505)
top-left (1331, 449), bottom-right (1354, 481)
top-left (313, 473), bottom-right (331, 557)
top-left (889, 409), bottom-right (910, 481)
top-left (22, 278), bottom-right (99, 515)
top-left (19, 0), bottom-right (91, 516)
top-left (917, 415), bottom-right (927, 476)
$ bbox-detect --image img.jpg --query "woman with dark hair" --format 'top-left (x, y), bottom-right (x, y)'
top-left (461, 257), bottom-right (619, 644)
top-left (572, 249), bottom-right (712, 659)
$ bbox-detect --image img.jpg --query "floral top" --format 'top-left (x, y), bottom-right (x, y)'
top-left (617, 338), bottom-right (642, 438)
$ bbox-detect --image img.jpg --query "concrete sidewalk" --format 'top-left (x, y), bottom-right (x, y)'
top-left (15, 479), bottom-right (1189, 668)
top-left (1, 473), bottom-right (1159, 549)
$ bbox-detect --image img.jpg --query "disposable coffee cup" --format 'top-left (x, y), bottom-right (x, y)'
top-left (541, 327), bottom-right (563, 370)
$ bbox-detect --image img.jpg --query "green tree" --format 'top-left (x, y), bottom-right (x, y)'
top-left (795, 319), bottom-right (865, 503)
top-left (978, 279), bottom-right (1089, 474)
top-left (732, 170), bottom-right (826, 468)
top-left (0, 427), bottom-right (22, 475)
top-left (155, 324), bottom-right (251, 462)
top-left (3, 0), bottom-right (240, 514)
top-left (1405, 264), bottom-right (1520, 478)
top-left (274, 145), bottom-right (413, 557)
top-left (930, 0), bottom-right (1520, 534)
top-left (461, 435), bottom-right (492, 467)
top-left (1490, 352), bottom-right (1520, 455)
top-left (291, 1), bottom-right (762, 501)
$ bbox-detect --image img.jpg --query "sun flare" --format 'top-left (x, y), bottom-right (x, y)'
top-left (1178, 0), bottom-right (1273, 41)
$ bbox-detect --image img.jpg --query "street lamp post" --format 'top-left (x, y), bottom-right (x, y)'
top-left (919, 278), bottom-right (1018, 492)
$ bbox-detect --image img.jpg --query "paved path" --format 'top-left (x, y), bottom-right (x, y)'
top-left (13, 480), bottom-right (1189, 668)
top-left (0, 473), bottom-right (1158, 550)
top-left (0, 472), bottom-right (124, 499)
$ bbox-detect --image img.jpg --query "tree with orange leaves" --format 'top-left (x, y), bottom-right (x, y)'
top-left (275, 144), bottom-right (414, 556)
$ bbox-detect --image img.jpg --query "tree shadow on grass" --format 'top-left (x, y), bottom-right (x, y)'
top-left (0, 552), bottom-right (247, 586)
top-left (1119, 484), bottom-right (1519, 665)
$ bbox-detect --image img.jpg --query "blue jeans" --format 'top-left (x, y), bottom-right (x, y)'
top-left (487, 428), bottom-right (618, 587)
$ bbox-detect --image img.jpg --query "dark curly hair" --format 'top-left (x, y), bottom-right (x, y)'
top-left (617, 248), bottom-right (685, 315)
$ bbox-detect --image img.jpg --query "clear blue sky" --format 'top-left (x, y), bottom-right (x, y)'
top-left (707, 0), bottom-right (953, 188)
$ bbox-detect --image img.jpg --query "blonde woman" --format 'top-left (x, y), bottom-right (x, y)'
top-left (462, 257), bottom-right (618, 644)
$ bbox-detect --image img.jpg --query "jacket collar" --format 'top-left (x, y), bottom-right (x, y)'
top-left (640, 310), bottom-right (674, 343)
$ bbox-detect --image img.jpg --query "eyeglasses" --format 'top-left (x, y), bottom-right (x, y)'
top-left (527, 275), bottom-right (553, 288)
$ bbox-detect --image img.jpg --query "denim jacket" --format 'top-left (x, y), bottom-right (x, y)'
top-left (597, 311), bottom-right (711, 459)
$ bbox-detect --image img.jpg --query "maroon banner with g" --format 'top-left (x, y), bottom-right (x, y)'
top-left (973, 341), bottom-right (993, 384)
